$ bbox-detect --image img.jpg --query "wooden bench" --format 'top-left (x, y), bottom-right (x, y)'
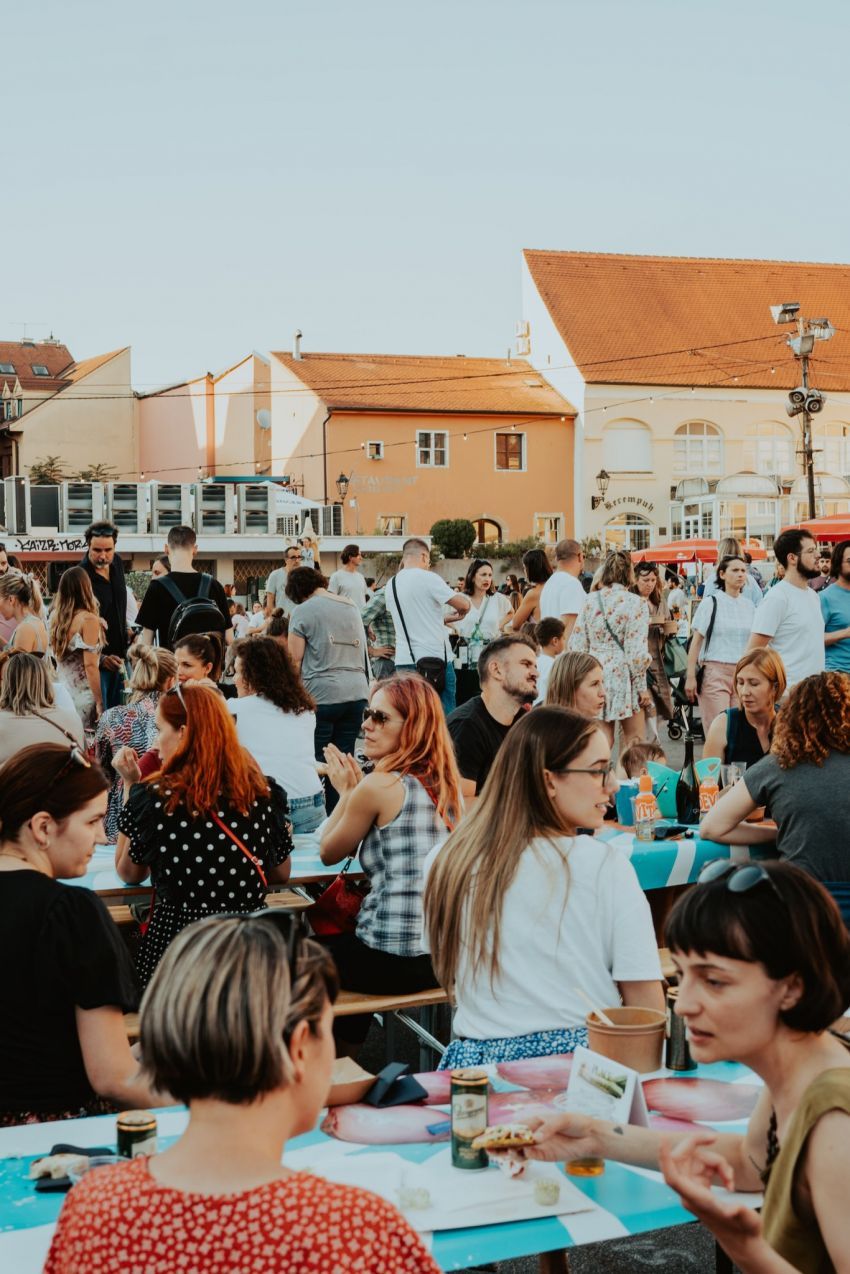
top-left (108, 888), bottom-right (312, 930)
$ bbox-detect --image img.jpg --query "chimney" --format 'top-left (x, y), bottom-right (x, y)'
top-left (293, 330), bottom-right (303, 360)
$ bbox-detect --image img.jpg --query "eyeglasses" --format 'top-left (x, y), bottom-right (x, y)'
top-left (363, 706), bottom-right (392, 726)
top-left (557, 761), bottom-right (617, 786)
top-left (53, 745), bottom-right (92, 783)
top-left (697, 859), bottom-right (785, 906)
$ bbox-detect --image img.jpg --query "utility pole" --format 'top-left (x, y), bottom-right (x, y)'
top-left (770, 303), bottom-right (834, 520)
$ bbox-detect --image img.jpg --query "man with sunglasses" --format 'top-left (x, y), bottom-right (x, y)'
top-left (264, 546), bottom-right (304, 620)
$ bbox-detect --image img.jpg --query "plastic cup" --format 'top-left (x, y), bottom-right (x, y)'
top-left (720, 762), bottom-right (747, 789)
top-left (630, 798), bottom-right (656, 842)
top-left (585, 1007), bottom-right (667, 1075)
top-left (615, 780), bottom-right (639, 825)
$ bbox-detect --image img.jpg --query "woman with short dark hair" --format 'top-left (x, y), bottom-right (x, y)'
top-left (44, 914), bottom-right (439, 1273)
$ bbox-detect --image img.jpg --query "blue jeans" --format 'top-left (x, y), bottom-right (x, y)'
top-left (100, 665), bottom-right (125, 710)
top-left (314, 699), bottom-right (368, 812)
top-left (394, 660), bottom-right (456, 715)
top-left (288, 792), bottom-right (326, 834)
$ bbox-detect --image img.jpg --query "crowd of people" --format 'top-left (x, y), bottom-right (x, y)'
top-left (1, 522), bottom-right (849, 1273)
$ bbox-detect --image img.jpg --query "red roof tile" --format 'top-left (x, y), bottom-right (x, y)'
top-left (0, 340), bottom-right (74, 391)
top-left (524, 250), bottom-right (850, 392)
top-left (271, 352), bottom-right (575, 415)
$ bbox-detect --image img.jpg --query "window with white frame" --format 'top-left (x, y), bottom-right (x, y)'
top-left (814, 423), bottom-right (850, 476)
top-left (673, 421), bottom-right (724, 476)
top-left (742, 422), bottom-right (795, 479)
top-left (31, 364), bottom-right (50, 376)
top-left (378, 514), bottom-right (407, 535)
top-left (495, 431), bottom-right (525, 470)
top-left (601, 420), bottom-right (653, 472)
top-left (366, 440), bottom-right (384, 460)
top-left (416, 430), bottom-right (448, 467)
top-left (534, 513), bottom-right (563, 544)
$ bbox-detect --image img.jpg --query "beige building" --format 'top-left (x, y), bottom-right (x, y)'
top-left (521, 250), bottom-right (850, 551)
top-left (0, 341), bottom-right (137, 481)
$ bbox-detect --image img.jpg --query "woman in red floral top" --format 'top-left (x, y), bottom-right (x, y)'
top-left (45, 914), bottom-right (438, 1274)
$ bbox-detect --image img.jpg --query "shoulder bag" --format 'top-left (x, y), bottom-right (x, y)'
top-left (309, 855), bottom-right (371, 936)
top-left (390, 576), bottom-right (447, 693)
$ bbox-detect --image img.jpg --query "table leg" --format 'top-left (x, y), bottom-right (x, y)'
top-left (539, 1251), bottom-right (570, 1274)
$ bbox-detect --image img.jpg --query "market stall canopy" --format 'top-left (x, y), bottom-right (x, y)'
top-left (783, 514), bottom-right (850, 543)
top-left (631, 538), bottom-right (767, 564)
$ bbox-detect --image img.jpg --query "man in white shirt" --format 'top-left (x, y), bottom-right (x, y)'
top-left (538, 538), bottom-right (587, 641)
top-left (328, 543), bottom-right (369, 607)
top-left (386, 537), bottom-right (470, 713)
top-left (264, 545), bottom-right (303, 618)
top-left (747, 528), bottom-right (825, 687)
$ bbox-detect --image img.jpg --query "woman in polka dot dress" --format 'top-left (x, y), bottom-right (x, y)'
top-left (45, 914), bottom-right (438, 1274)
top-left (114, 684), bottom-right (292, 984)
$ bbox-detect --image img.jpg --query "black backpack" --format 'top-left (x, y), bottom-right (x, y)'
top-left (160, 573), bottom-right (227, 646)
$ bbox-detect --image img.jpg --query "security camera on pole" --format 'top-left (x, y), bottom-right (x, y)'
top-left (770, 302), bottom-right (835, 519)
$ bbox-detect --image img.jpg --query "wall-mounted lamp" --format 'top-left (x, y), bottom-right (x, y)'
top-left (335, 471), bottom-right (351, 500)
top-left (591, 468), bottom-right (610, 510)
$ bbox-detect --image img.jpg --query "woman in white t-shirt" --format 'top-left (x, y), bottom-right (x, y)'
top-left (423, 706), bottom-right (663, 1068)
top-left (454, 559), bottom-right (513, 704)
top-left (227, 636), bottom-right (325, 834)
top-left (685, 555), bottom-right (756, 733)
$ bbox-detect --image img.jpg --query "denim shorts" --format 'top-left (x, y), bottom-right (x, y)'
top-left (288, 791), bottom-right (325, 834)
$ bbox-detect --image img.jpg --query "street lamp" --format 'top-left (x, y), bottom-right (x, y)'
top-left (335, 472), bottom-right (351, 500)
top-left (591, 468), bottom-right (610, 510)
top-left (771, 303), bottom-right (833, 518)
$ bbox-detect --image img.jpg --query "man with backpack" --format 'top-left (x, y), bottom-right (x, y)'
top-left (136, 525), bottom-right (232, 649)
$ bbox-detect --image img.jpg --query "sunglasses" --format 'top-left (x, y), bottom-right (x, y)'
top-left (363, 707), bottom-right (392, 726)
top-left (169, 682), bottom-right (187, 711)
top-left (697, 859), bottom-right (785, 905)
top-left (53, 745), bottom-right (92, 783)
top-left (220, 908), bottom-right (305, 968)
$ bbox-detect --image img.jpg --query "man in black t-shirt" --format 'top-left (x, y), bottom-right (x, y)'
top-left (80, 520), bottom-right (129, 709)
top-left (137, 525), bottom-right (232, 649)
top-left (447, 634), bottom-right (538, 797)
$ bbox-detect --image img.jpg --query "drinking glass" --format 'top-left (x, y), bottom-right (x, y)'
top-left (720, 762), bottom-right (747, 789)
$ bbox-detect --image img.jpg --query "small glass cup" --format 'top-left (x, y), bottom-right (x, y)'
top-left (630, 798), bottom-right (657, 842)
top-left (720, 762), bottom-right (747, 789)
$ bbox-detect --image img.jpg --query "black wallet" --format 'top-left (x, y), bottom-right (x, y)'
top-left (363, 1062), bottom-right (428, 1107)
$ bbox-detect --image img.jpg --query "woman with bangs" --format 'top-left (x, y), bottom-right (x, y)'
top-left (113, 683), bottom-right (293, 983)
top-left (701, 672), bottom-right (850, 916)
top-left (423, 707), bottom-right (663, 1068)
top-left (489, 861), bottom-right (850, 1274)
top-left (319, 674), bottom-right (463, 1047)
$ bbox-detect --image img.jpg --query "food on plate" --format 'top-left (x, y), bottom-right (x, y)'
top-left (471, 1123), bottom-right (536, 1151)
top-left (29, 1153), bottom-right (88, 1181)
top-left (533, 1178), bottom-right (561, 1206)
top-left (642, 1077), bottom-right (760, 1123)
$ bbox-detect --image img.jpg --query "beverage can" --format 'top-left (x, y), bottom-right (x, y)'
top-left (665, 988), bottom-right (697, 1072)
top-left (450, 1068), bottom-right (489, 1169)
top-left (116, 1110), bottom-right (158, 1158)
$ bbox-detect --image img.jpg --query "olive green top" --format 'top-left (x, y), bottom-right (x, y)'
top-left (762, 1060), bottom-right (850, 1274)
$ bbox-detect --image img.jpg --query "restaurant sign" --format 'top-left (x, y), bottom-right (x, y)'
top-left (602, 497), bottom-right (655, 512)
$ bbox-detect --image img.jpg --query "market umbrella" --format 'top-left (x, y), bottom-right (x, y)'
top-left (631, 539), bottom-right (767, 565)
top-left (782, 514), bottom-right (850, 543)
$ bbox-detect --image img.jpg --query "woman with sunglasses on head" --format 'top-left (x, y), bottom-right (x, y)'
top-left (228, 637), bottom-right (325, 834)
top-left (318, 674), bottom-right (462, 1049)
top-left (44, 913), bottom-right (439, 1274)
top-left (700, 672), bottom-right (850, 919)
top-left (423, 707), bottom-right (663, 1068)
top-left (0, 744), bottom-right (169, 1125)
top-left (0, 570), bottom-right (48, 653)
top-left (493, 861), bottom-right (850, 1274)
top-left (0, 651), bottom-right (84, 766)
top-left (113, 683), bottom-right (293, 984)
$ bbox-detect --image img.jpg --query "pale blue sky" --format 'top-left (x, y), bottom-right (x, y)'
top-left (5, 0), bottom-right (850, 386)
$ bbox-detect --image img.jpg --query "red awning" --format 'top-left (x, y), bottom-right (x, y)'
top-left (782, 514), bottom-right (850, 543)
top-left (631, 539), bottom-right (767, 564)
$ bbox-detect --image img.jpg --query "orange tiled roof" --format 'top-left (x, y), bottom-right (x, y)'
top-left (271, 352), bottom-right (575, 415)
top-left (524, 250), bottom-right (850, 391)
top-left (0, 340), bottom-right (74, 390)
top-left (60, 348), bottom-right (127, 385)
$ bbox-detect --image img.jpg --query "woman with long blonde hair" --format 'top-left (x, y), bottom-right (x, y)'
top-left (319, 673), bottom-right (463, 1048)
top-left (0, 571), bottom-right (47, 654)
top-left (50, 565), bottom-right (104, 728)
top-left (423, 706), bottom-right (663, 1068)
top-left (545, 650), bottom-right (606, 719)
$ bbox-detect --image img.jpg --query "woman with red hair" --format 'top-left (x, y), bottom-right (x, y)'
top-left (113, 684), bottom-right (292, 983)
top-left (319, 673), bottom-right (463, 1047)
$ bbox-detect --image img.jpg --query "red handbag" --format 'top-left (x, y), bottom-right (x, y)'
top-left (309, 857), bottom-right (371, 937)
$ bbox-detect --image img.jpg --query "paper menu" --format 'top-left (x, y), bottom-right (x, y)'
top-left (556, 1046), bottom-right (649, 1127)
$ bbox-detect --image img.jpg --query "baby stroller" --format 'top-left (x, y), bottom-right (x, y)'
top-left (666, 672), bottom-right (704, 743)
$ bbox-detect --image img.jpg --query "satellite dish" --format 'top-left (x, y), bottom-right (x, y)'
top-left (256, 409), bottom-right (271, 431)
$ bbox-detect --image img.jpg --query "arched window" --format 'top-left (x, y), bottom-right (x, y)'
top-left (813, 423), bottom-right (850, 477)
top-left (473, 517), bottom-right (502, 544)
top-left (604, 513), bottom-right (653, 553)
top-left (742, 422), bottom-right (795, 479)
top-left (601, 420), bottom-right (653, 472)
top-left (673, 422), bottom-right (723, 476)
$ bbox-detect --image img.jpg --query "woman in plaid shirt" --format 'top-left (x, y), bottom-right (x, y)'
top-left (319, 674), bottom-right (462, 1048)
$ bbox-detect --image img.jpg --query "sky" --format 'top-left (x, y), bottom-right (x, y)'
top-left (5, 0), bottom-right (850, 388)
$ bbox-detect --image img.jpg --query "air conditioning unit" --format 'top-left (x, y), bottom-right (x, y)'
top-left (237, 483), bottom-right (276, 535)
top-left (515, 320), bottom-right (530, 338)
top-left (515, 337), bottom-right (531, 356)
top-left (105, 482), bottom-right (148, 534)
top-left (149, 482), bottom-right (193, 533)
top-left (60, 482), bottom-right (105, 533)
top-left (194, 482), bottom-right (235, 534)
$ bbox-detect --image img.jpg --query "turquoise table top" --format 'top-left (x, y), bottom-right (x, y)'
top-left (0, 1054), bottom-right (762, 1272)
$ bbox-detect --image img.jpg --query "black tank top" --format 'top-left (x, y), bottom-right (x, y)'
top-left (724, 707), bottom-right (768, 766)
